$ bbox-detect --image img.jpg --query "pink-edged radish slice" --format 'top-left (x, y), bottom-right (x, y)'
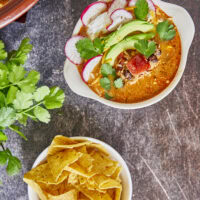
top-left (147, 0), bottom-right (156, 12)
top-left (128, 0), bottom-right (136, 7)
top-left (65, 36), bottom-right (84, 65)
top-left (81, 2), bottom-right (107, 26)
top-left (108, 0), bottom-right (128, 15)
top-left (107, 8), bottom-right (133, 31)
top-left (87, 12), bottom-right (111, 40)
top-left (82, 55), bottom-right (103, 82)
top-left (129, 0), bottom-right (155, 11)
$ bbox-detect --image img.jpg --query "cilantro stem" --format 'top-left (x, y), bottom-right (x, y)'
top-left (18, 101), bottom-right (44, 114)
top-left (0, 143), bottom-right (5, 151)
top-left (0, 84), bottom-right (15, 90)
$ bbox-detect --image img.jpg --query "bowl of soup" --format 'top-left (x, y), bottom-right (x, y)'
top-left (64, 0), bottom-right (195, 109)
top-left (0, 0), bottom-right (38, 29)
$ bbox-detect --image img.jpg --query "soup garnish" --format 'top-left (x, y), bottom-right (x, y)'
top-left (65, 0), bottom-right (181, 103)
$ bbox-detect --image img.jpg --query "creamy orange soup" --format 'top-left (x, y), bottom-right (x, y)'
top-left (77, 7), bottom-right (181, 103)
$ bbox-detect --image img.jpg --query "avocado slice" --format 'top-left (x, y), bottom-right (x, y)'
top-left (105, 32), bottom-right (155, 66)
top-left (104, 20), bottom-right (155, 50)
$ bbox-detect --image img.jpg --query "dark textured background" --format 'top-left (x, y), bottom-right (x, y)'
top-left (0, 0), bottom-right (199, 199)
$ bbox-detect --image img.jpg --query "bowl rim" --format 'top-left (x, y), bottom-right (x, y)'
top-left (27, 136), bottom-right (133, 200)
top-left (0, 0), bottom-right (39, 29)
top-left (63, 0), bottom-right (195, 109)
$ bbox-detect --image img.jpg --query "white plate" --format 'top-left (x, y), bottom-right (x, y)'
top-left (28, 137), bottom-right (133, 200)
top-left (64, 0), bottom-right (195, 109)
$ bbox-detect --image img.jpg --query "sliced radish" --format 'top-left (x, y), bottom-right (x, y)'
top-left (128, 0), bottom-right (136, 7)
top-left (81, 2), bottom-right (107, 26)
top-left (107, 9), bottom-right (133, 31)
top-left (82, 55), bottom-right (103, 82)
top-left (87, 12), bottom-right (111, 40)
top-left (108, 0), bottom-right (128, 15)
top-left (147, 0), bottom-right (156, 12)
top-left (65, 36), bottom-right (84, 65)
top-left (128, 0), bottom-right (155, 11)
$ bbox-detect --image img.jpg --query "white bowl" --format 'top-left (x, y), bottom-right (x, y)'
top-left (28, 136), bottom-right (133, 200)
top-left (64, 0), bottom-right (195, 109)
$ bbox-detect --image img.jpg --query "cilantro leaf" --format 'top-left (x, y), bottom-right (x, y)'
top-left (134, 40), bottom-right (156, 58)
top-left (6, 154), bottom-right (21, 176)
top-left (44, 87), bottom-right (65, 109)
top-left (100, 77), bottom-right (111, 90)
top-left (0, 150), bottom-right (9, 165)
top-left (114, 78), bottom-right (124, 88)
top-left (0, 131), bottom-right (7, 142)
top-left (16, 113), bottom-right (28, 126)
top-left (0, 63), bottom-right (9, 87)
top-left (34, 106), bottom-right (50, 123)
top-left (13, 91), bottom-right (33, 110)
top-left (8, 65), bottom-right (26, 84)
top-left (101, 64), bottom-right (113, 77)
top-left (105, 93), bottom-right (113, 100)
top-left (157, 20), bottom-right (176, 41)
top-left (18, 70), bottom-right (40, 93)
top-left (8, 38), bottom-right (33, 65)
top-left (9, 125), bottom-right (27, 141)
top-left (94, 38), bottom-right (104, 54)
top-left (6, 86), bottom-right (18, 104)
top-left (134, 0), bottom-right (149, 20)
top-left (76, 38), bottom-right (104, 60)
top-left (0, 107), bottom-right (16, 127)
top-left (0, 92), bottom-right (6, 107)
top-left (0, 40), bottom-right (8, 60)
top-left (34, 86), bottom-right (50, 102)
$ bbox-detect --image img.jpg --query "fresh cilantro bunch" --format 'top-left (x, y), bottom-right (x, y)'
top-left (0, 38), bottom-right (64, 178)
top-left (76, 38), bottom-right (104, 60)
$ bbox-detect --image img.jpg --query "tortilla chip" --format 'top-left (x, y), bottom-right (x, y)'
top-left (47, 149), bottom-right (82, 181)
top-left (90, 151), bottom-right (118, 176)
top-left (77, 153), bottom-right (94, 171)
top-left (24, 163), bottom-right (69, 184)
top-left (23, 178), bottom-right (48, 200)
top-left (115, 186), bottom-right (122, 200)
top-left (48, 136), bottom-right (92, 156)
top-left (65, 163), bottom-right (96, 178)
top-left (79, 192), bottom-right (90, 200)
top-left (86, 143), bottom-right (109, 156)
top-left (76, 146), bottom-right (88, 154)
top-left (47, 189), bottom-right (78, 200)
top-left (68, 173), bottom-right (78, 185)
top-left (111, 166), bottom-right (122, 181)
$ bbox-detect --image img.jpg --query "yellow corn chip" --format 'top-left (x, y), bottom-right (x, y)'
top-left (47, 189), bottom-right (78, 200)
top-left (23, 178), bottom-right (48, 200)
top-left (24, 163), bottom-right (69, 184)
top-left (65, 162), bottom-right (96, 178)
top-left (90, 151), bottom-right (118, 176)
top-left (111, 166), bottom-right (122, 181)
top-left (47, 149), bottom-right (82, 181)
top-left (115, 186), bottom-right (122, 200)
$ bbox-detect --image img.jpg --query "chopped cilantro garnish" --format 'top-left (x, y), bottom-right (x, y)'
top-left (134, 40), bottom-right (156, 58)
top-left (105, 93), bottom-right (113, 100)
top-left (76, 38), bottom-right (104, 60)
top-left (114, 78), bottom-right (124, 89)
top-left (134, 0), bottom-right (149, 21)
top-left (157, 20), bottom-right (176, 41)
top-left (100, 77), bottom-right (111, 90)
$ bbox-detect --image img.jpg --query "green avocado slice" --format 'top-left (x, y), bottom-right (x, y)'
top-left (104, 20), bottom-right (155, 50)
top-left (105, 32), bottom-right (155, 66)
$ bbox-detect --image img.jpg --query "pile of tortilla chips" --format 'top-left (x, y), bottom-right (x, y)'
top-left (24, 136), bottom-right (122, 200)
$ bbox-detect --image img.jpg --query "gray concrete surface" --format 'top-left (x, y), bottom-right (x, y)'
top-left (0, 0), bottom-right (199, 199)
